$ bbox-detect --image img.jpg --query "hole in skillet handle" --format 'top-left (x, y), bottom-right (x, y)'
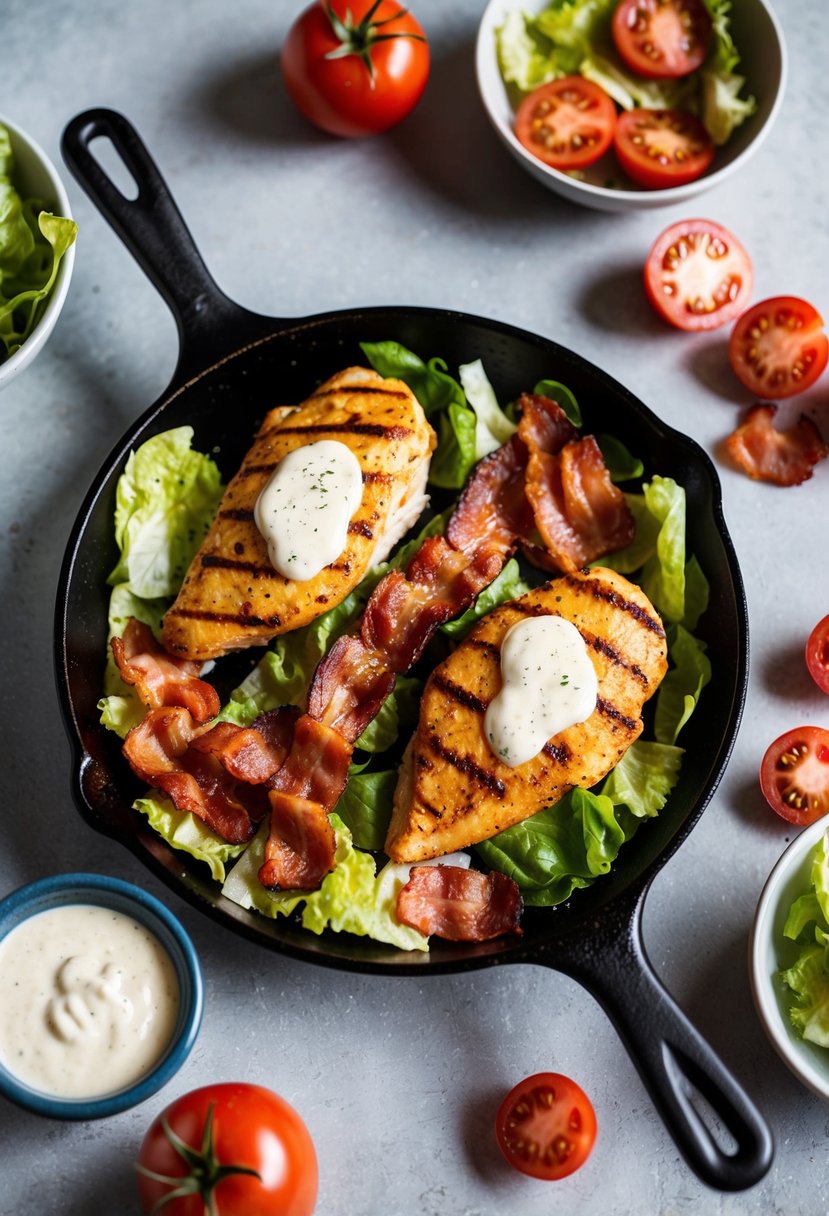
top-left (60, 108), bottom-right (280, 387)
top-left (543, 879), bottom-right (774, 1191)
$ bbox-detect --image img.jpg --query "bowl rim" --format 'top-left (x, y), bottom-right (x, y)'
top-left (0, 111), bottom-right (76, 387)
top-left (0, 872), bottom-right (203, 1119)
top-left (474, 0), bottom-right (789, 206)
top-left (749, 817), bottom-right (829, 1102)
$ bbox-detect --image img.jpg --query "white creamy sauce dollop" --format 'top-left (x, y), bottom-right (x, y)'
top-left (0, 904), bottom-right (180, 1099)
top-left (484, 615), bottom-right (598, 768)
top-left (254, 439), bottom-right (364, 581)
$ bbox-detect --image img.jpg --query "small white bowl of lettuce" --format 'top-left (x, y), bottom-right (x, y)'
top-left (750, 818), bottom-right (829, 1102)
top-left (476, 0), bottom-right (787, 211)
top-left (0, 114), bottom-right (77, 389)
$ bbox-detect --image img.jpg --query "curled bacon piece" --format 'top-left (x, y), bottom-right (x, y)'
top-left (112, 618), bottom-right (219, 724)
top-left (258, 791), bottom-right (337, 891)
top-left (189, 719), bottom-right (290, 784)
top-left (396, 866), bottom-right (523, 942)
top-left (724, 403), bottom-right (829, 486)
top-left (525, 435), bottom-right (635, 572)
top-left (516, 391), bottom-right (578, 454)
top-left (123, 707), bottom-right (267, 843)
top-left (446, 434), bottom-right (531, 555)
top-left (306, 635), bottom-right (396, 741)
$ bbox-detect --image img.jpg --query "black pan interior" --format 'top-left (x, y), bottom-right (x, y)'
top-left (57, 304), bottom-right (748, 973)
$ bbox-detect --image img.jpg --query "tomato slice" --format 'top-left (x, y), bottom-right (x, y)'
top-left (760, 727), bottom-right (829, 826)
top-left (495, 1072), bottom-right (597, 1181)
top-left (806, 617), bottom-right (829, 695)
top-left (514, 78), bottom-right (617, 171)
top-left (644, 219), bottom-right (753, 331)
top-left (728, 297), bottom-right (829, 399)
top-left (612, 0), bottom-right (712, 79)
top-left (614, 109), bottom-right (714, 189)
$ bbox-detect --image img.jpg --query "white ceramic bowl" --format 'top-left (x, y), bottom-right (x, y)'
top-left (0, 113), bottom-right (75, 389)
top-left (475, 0), bottom-right (787, 212)
top-left (750, 817), bottom-right (829, 1102)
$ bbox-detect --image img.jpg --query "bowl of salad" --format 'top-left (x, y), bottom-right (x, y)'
top-left (750, 817), bottom-right (829, 1102)
top-left (475, 0), bottom-right (787, 211)
top-left (0, 114), bottom-right (78, 389)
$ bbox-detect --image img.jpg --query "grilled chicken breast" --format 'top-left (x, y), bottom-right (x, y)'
top-left (385, 567), bottom-right (668, 862)
top-left (162, 367), bottom-right (436, 661)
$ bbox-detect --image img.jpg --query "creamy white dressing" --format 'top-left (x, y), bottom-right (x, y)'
top-left (484, 615), bottom-right (598, 768)
top-left (254, 439), bottom-right (364, 581)
top-left (0, 904), bottom-right (180, 1099)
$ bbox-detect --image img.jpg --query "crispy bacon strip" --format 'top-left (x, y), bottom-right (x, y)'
top-left (112, 618), bottom-right (220, 724)
top-left (396, 866), bottom-right (523, 941)
top-left (189, 720), bottom-right (289, 784)
top-left (724, 403), bottom-right (829, 486)
top-left (525, 436), bottom-right (635, 571)
top-left (306, 635), bottom-right (396, 742)
top-left (123, 707), bottom-right (266, 843)
top-left (516, 391), bottom-right (578, 454)
top-left (259, 792), bottom-right (338, 891)
top-left (258, 717), bottom-right (352, 890)
top-left (445, 434), bottom-right (531, 556)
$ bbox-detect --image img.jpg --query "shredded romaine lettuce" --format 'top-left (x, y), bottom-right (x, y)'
top-left (781, 830), bottom-right (829, 1047)
top-left (0, 123), bottom-right (78, 364)
top-left (135, 795), bottom-right (246, 882)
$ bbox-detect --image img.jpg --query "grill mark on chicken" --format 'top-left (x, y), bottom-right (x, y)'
top-left (309, 385), bottom-right (412, 401)
top-left (431, 673), bottom-right (488, 715)
top-left (541, 740), bottom-right (572, 764)
top-left (506, 599), bottom-right (554, 618)
top-left (464, 638), bottom-right (501, 660)
top-left (270, 422), bottom-right (413, 440)
top-left (427, 735), bottom-right (506, 797)
top-left (595, 696), bottom-right (639, 732)
top-left (348, 520), bottom-right (374, 539)
top-left (168, 607), bottom-right (283, 627)
top-left (563, 572), bottom-right (665, 637)
top-left (582, 630), bottom-right (650, 686)
top-left (200, 554), bottom-right (284, 579)
top-left (420, 798), bottom-right (443, 819)
top-left (219, 506), bottom-right (255, 522)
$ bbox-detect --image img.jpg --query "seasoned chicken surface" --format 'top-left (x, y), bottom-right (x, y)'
top-left (162, 367), bottom-right (435, 661)
top-left (385, 567), bottom-right (668, 862)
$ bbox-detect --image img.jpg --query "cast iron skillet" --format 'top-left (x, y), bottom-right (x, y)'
top-left (58, 109), bottom-right (771, 1190)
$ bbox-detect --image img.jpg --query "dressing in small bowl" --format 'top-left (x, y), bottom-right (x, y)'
top-left (0, 873), bottom-right (203, 1119)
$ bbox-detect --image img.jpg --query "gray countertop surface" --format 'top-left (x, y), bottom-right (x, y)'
top-left (2, 1), bottom-right (828, 1212)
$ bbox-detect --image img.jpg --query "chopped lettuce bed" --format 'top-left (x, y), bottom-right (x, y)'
top-left (99, 347), bottom-right (713, 946)
top-left (0, 123), bottom-right (78, 363)
top-left (780, 830), bottom-right (829, 1048)
top-left (495, 0), bottom-right (756, 149)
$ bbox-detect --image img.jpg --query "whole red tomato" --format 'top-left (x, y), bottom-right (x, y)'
top-left (280, 0), bottom-right (430, 137)
top-left (135, 1083), bottom-right (318, 1216)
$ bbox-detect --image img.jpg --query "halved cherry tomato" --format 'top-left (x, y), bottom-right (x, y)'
top-left (612, 0), bottom-right (712, 79)
top-left (495, 1071), bottom-right (597, 1181)
top-left (514, 77), bottom-right (617, 171)
top-left (728, 297), bottom-right (829, 399)
top-left (806, 617), bottom-right (829, 695)
top-left (614, 108), bottom-right (714, 188)
top-left (644, 219), bottom-right (753, 331)
top-left (760, 727), bottom-right (829, 826)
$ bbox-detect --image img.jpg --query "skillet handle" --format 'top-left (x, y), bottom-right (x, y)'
top-left (61, 108), bottom-right (276, 384)
top-left (539, 884), bottom-right (773, 1191)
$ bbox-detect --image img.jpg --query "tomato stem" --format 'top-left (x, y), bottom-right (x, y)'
top-left (135, 1104), bottom-right (262, 1215)
top-left (323, 2), bottom-right (426, 83)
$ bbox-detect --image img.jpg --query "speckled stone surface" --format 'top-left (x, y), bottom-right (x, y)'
top-left (1, 1), bottom-right (828, 1212)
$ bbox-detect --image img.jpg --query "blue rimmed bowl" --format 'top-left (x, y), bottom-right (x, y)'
top-left (0, 873), bottom-right (203, 1119)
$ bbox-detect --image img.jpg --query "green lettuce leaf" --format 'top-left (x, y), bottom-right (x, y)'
top-left (700, 68), bottom-right (757, 145)
top-left (655, 625), bottom-right (712, 744)
top-left (600, 739), bottom-right (684, 818)
top-left (533, 378), bottom-right (582, 426)
top-left (333, 768), bottom-right (398, 850)
top-left (596, 433), bottom-right (644, 482)
top-left (459, 359), bottom-right (517, 458)
top-left (221, 815), bottom-right (429, 952)
top-left (109, 426), bottom-right (224, 598)
top-left (781, 946), bottom-right (829, 1049)
top-left (134, 795), bottom-right (246, 882)
top-left (639, 477), bottom-right (687, 624)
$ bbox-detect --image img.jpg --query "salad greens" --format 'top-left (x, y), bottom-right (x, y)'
top-left (496, 0), bottom-right (756, 147)
top-left (99, 346), bottom-right (711, 950)
top-left (0, 123), bottom-right (78, 364)
top-left (780, 829), bottom-right (829, 1048)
